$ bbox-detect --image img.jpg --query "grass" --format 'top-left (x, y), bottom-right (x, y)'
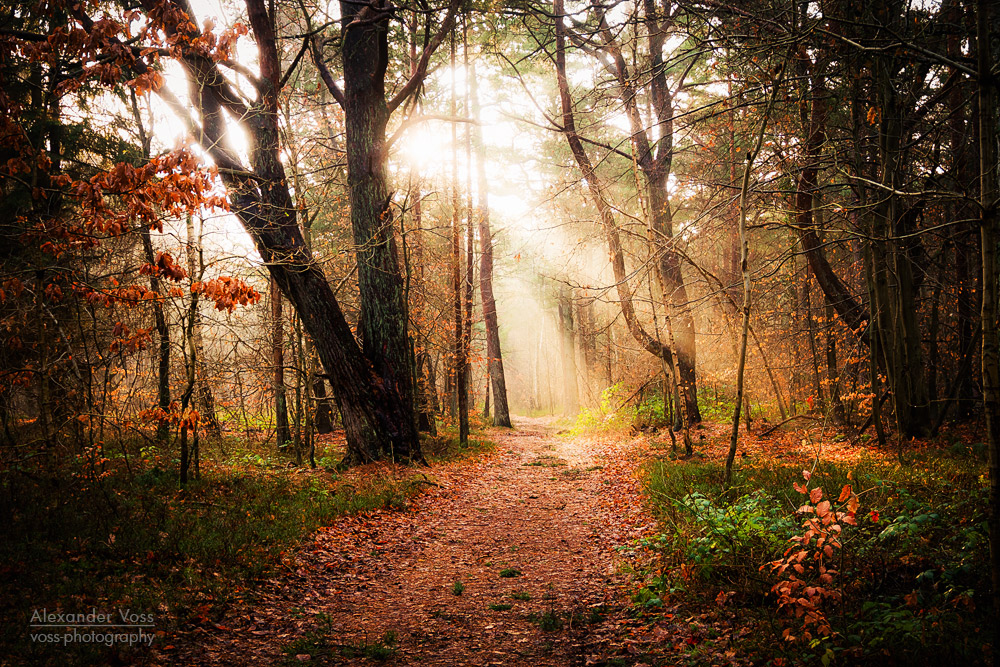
top-left (511, 591), bottom-right (532, 601)
top-left (421, 421), bottom-right (496, 462)
top-left (527, 610), bottom-right (563, 632)
top-left (499, 567), bottom-right (522, 578)
top-left (282, 615), bottom-right (397, 663)
top-left (451, 581), bottom-right (465, 596)
top-left (636, 442), bottom-right (991, 665)
top-left (488, 602), bottom-right (513, 611)
top-left (0, 428), bottom-right (490, 666)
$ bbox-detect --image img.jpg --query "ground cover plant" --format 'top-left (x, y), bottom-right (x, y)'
top-left (0, 426), bottom-right (492, 665)
top-left (633, 424), bottom-right (991, 665)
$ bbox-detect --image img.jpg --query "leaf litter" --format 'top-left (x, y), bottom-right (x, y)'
top-left (159, 417), bottom-right (686, 666)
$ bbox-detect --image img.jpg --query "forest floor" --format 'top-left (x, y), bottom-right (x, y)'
top-left (162, 417), bottom-right (690, 666)
top-left (149, 414), bottom-right (991, 667)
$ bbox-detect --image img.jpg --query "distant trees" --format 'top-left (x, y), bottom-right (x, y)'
top-left (543, 0), bottom-right (703, 425)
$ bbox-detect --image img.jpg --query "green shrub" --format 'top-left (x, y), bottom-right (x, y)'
top-left (676, 491), bottom-right (797, 577)
top-left (638, 449), bottom-right (991, 665)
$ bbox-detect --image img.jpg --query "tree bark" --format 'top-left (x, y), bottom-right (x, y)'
top-left (313, 377), bottom-right (335, 434)
top-left (449, 30), bottom-right (468, 443)
top-left (158, 0), bottom-right (425, 463)
top-left (726, 63), bottom-right (783, 487)
top-left (975, 0), bottom-right (1000, 651)
top-left (339, 0), bottom-right (421, 457)
top-left (794, 63), bottom-right (871, 338)
top-left (470, 58), bottom-right (512, 427)
top-left (140, 225), bottom-right (171, 443)
top-left (582, 0), bottom-right (701, 422)
top-left (270, 276), bottom-right (291, 448)
top-left (131, 94), bottom-right (171, 442)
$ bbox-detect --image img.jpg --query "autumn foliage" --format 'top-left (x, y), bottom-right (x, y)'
top-left (765, 472), bottom-right (860, 641)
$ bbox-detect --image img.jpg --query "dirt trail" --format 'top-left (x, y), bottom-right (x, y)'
top-left (171, 418), bottom-right (653, 666)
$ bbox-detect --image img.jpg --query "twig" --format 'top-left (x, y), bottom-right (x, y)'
top-left (759, 414), bottom-right (822, 438)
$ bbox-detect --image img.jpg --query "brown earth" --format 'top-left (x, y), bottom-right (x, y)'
top-left (164, 417), bottom-right (664, 666)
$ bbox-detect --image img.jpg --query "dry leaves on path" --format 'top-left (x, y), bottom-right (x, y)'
top-left (160, 418), bottom-right (668, 667)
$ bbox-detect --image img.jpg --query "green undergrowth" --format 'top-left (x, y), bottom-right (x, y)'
top-left (421, 418), bottom-right (496, 462)
top-left (570, 383), bottom-right (650, 434)
top-left (633, 446), bottom-right (990, 665)
top-left (282, 613), bottom-right (397, 663)
top-left (570, 383), bottom-right (761, 435)
top-left (0, 428), bottom-right (492, 666)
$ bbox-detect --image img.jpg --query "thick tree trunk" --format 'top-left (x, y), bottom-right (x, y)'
top-left (975, 0), bottom-right (1000, 650)
top-left (167, 0), bottom-right (424, 463)
top-left (340, 0), bottom-right (420, 457)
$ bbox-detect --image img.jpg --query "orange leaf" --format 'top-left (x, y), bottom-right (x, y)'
top-left (816, 500), bottom-right (831, 518)
top-left (838, 484), bottom-right (852, 503)
top-left (809, 487), bottom-right (823, 504)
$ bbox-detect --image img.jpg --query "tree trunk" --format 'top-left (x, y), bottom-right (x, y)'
top-left (795, 65), bottom-right (871, 338)
top-left (188, 223), bottom-right (220, 438)
top-left (313, 377), bottom-right (335, 434)
top-left (416, 352), bottom-right (439, 436)
top-left (558, 286), bottom-right (580, 415)
top-left (170, 0), bottom-right (425, 463)
top-left (552, 0), bottom-right (680, 393)
top-left (271, 276), bottom-right (291, 449)
top-left (825, 298), bottom-right (845, 422)
top-left (946, 2), bottom-right (977, 421)
top-left (804, 275), bottom-right (824, 408)
top-left (463, 21), bottom-right (475, 432)
top-left (339, 0), bottom-right (420, 457)
top-left (975, 0), bottom-right (1000, 651)
top-left (131, 97), bottom-right (171, 442)
top-left (448, 31), bottom-right (468, 443)
top-left (599, 0), bottom-right (701, 423)
top-left (726, 62), bottom-right (783, 487)
top-left (873, 37), bottom-right (930, 438)
top-left (140, 227), bottom-right (171, 442)
top-left (470, 59), bottom-right (511, 427)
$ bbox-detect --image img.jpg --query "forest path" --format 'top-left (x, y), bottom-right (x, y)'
top-left (169, 417), bottom-right (658, 666)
